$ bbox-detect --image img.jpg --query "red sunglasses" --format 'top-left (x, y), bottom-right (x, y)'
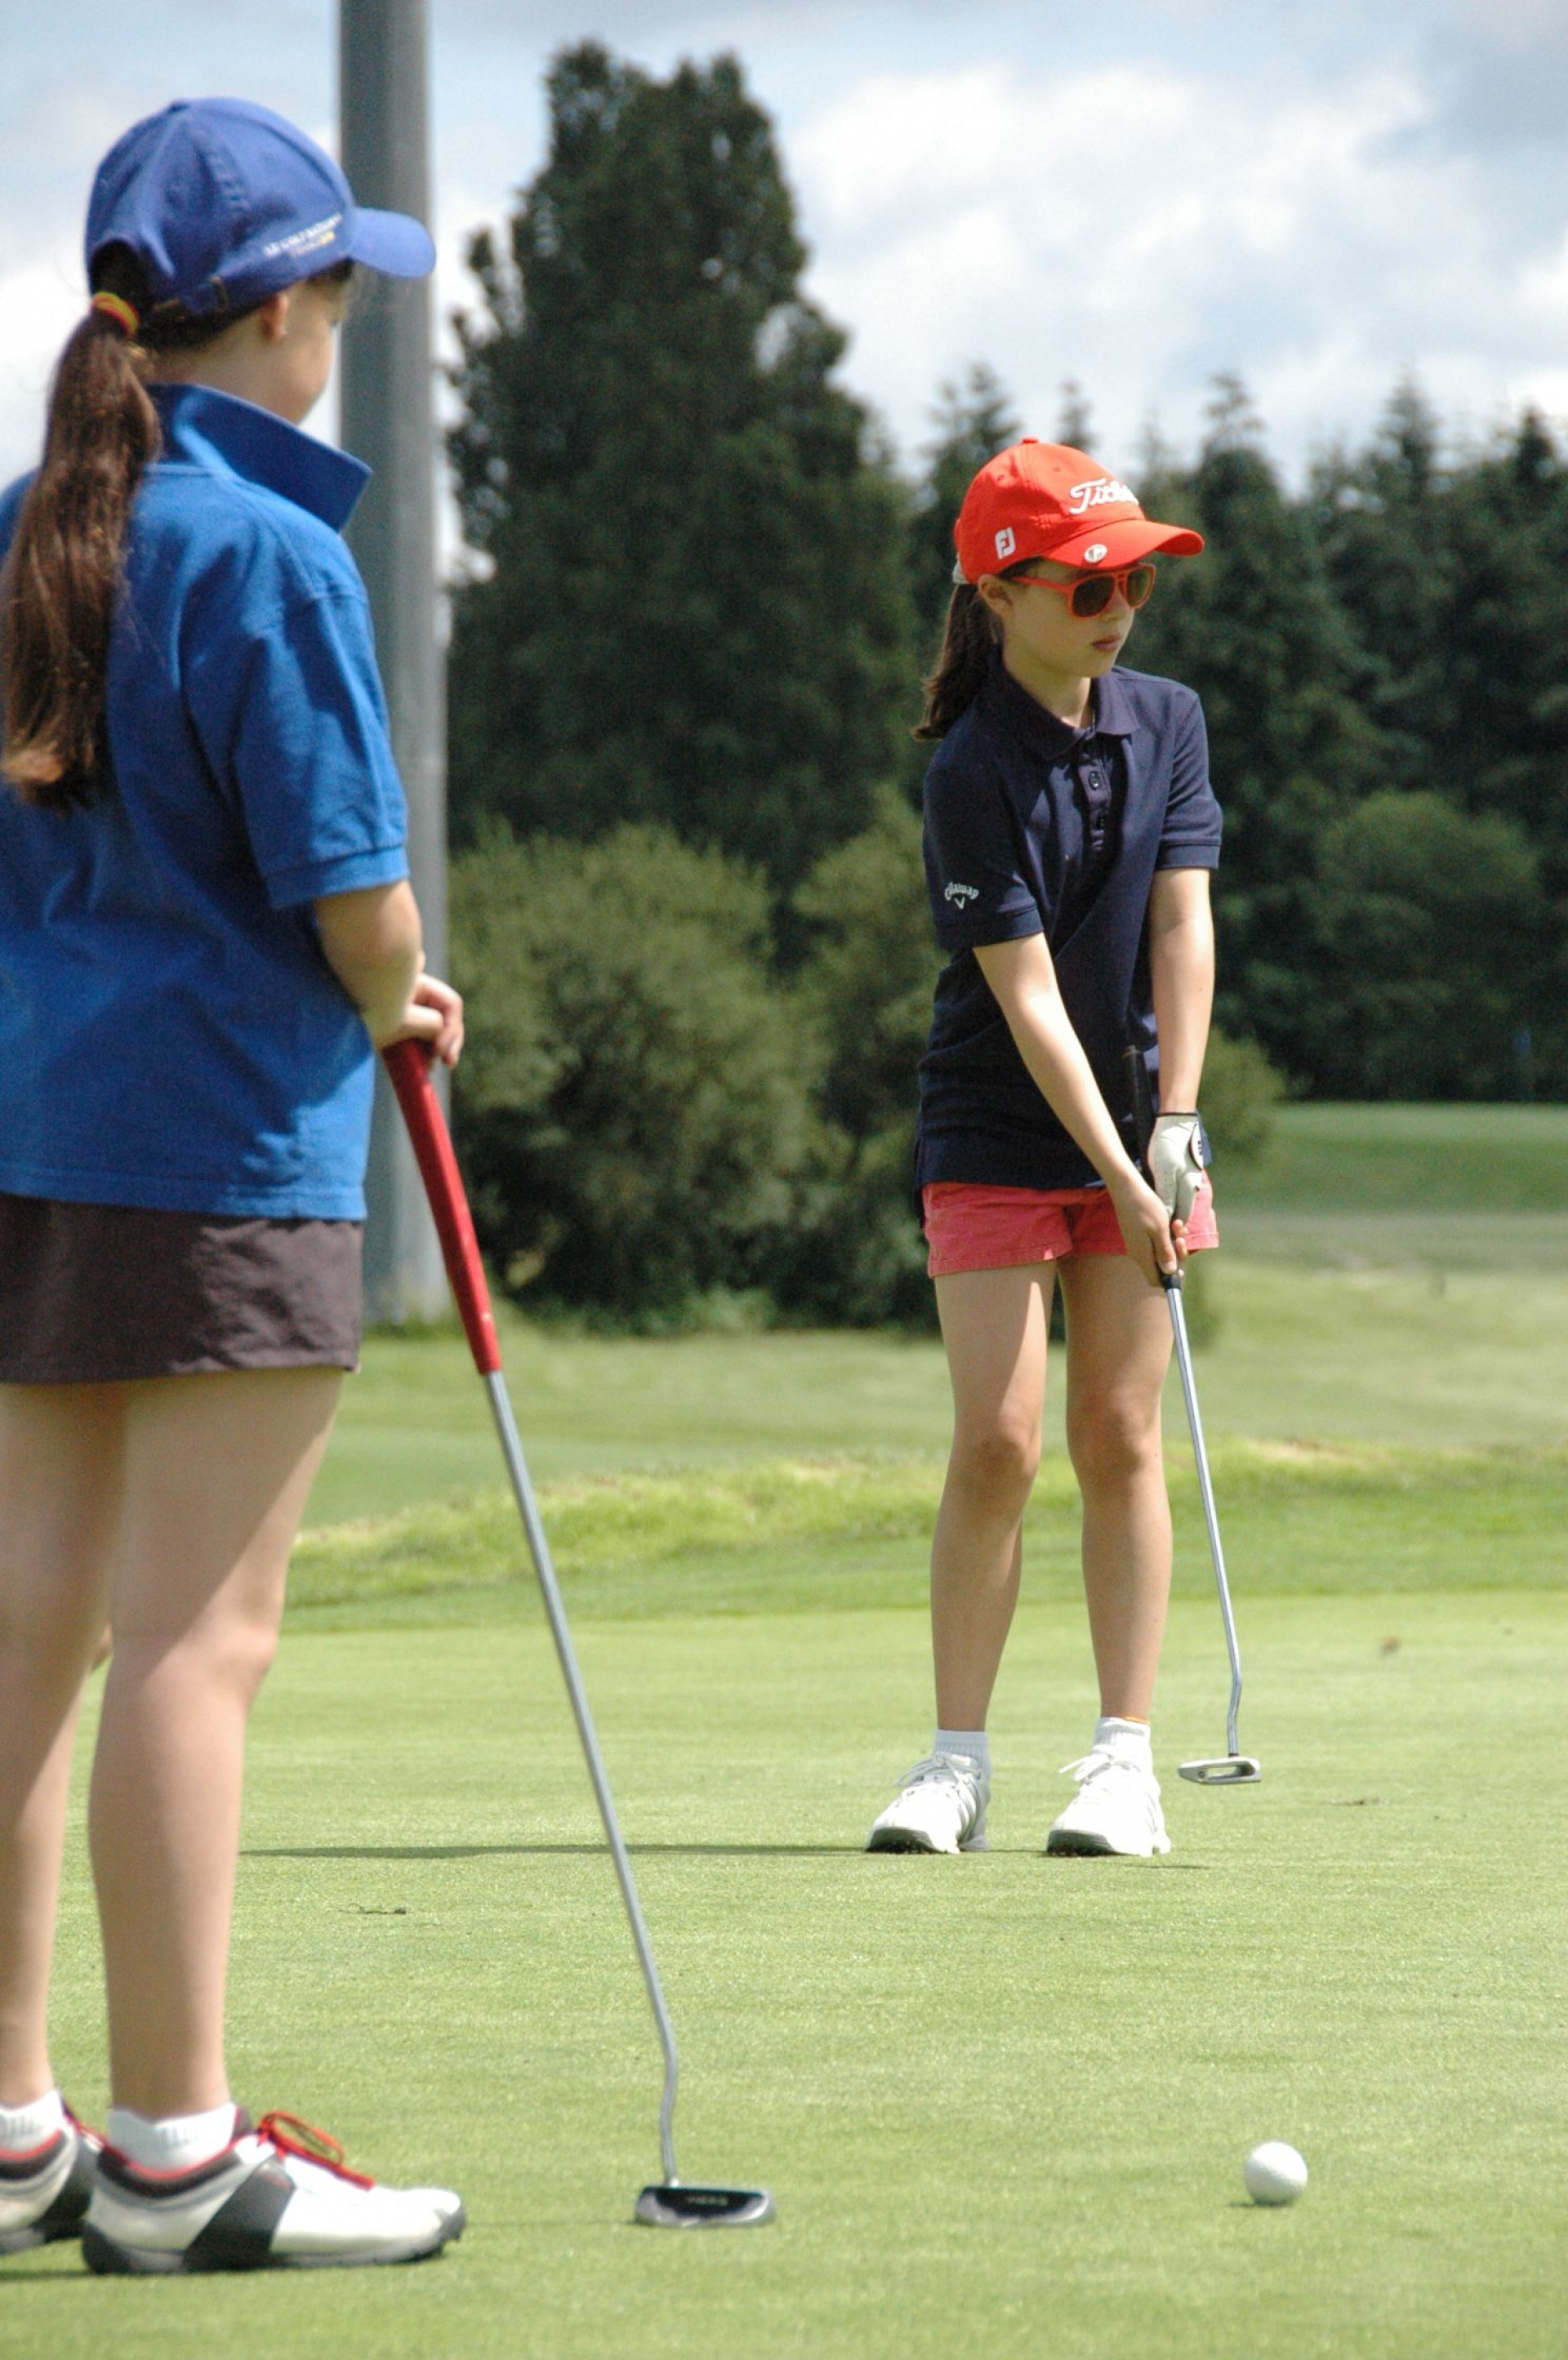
top-left (1015, 563), bottom-right (1157, 619)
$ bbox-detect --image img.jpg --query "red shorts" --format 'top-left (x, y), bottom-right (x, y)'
top-left (922, 1178), bottom-right (1218, 1278)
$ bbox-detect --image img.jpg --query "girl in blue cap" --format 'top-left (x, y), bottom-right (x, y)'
top-left (866, 439), bottom-right (1220, 1864)
top-left (0, 100), bottom-right (465, 2271)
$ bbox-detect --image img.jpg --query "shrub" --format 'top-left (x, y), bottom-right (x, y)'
top-left (449, 823), bottom-right (814, 1325)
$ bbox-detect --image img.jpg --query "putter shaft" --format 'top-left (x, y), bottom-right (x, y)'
top-left (1162, 1272), bottom-right (1244, 1761)
top-left (483, 1371), bottom-right (682, 2187)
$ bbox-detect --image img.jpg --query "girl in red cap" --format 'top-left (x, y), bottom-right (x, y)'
top-left (867, 439), bottom-right (1220, 1861)
top-left (0, 101), bottom-right (465, 2270)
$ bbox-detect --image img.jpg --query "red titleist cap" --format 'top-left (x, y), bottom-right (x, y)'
top-left (954, 439), bottom-right (1204, 583)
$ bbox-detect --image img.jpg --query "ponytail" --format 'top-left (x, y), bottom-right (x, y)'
top-left (914, 556), bottom-right (1044, 741)
top-left (1, 250), bottom-right (163, 808)
top-left (912, 582), bottom-right (999, 742)
top-left (1, 252), bottom-right (352, 811)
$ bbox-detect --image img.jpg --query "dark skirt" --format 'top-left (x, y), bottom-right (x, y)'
top-left (0, 1195), bottom-right (363, 1384)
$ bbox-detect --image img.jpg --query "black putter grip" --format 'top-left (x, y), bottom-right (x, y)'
top-left (1123, 1044), bottom-right (1183, 1292)
top-left (1120, 1044), bottom-right (1156, 1173)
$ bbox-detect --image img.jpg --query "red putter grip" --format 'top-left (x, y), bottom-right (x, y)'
top-left (381, 1040), bottom-right (502, 1376)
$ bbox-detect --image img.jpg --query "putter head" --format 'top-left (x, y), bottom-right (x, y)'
top-left (1179, 1755), bottom-right (1262, 1785)
top-left (635, 2182), bottom-right (776, 2229)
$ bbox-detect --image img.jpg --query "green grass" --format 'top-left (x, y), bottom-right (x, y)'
top-left (283, 1442), bottom-right (1568, 1631)
top-left (13, 1587), bottom-right (1567, 2359)
top-left (1223, 1100), bottom-right (1568, 1213)
top-left (309, 1102), bottom-right (1568, 1527)
top-left (7, 1101), bottom-right (1566, 2353)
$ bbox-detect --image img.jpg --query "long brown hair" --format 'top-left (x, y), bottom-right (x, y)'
top-left (1, 250), bottom-right (350, 811)
top-left (912, 560), bottom-right (1040, 741)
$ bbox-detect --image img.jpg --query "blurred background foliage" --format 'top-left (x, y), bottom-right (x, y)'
top-left (443, 42), bottom-right (1566, 1328)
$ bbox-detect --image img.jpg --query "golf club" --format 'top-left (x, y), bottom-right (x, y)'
top-left (1120, 1048), bottom-right (1259, 1786)
top-left (1161, 1267), bottom-right (1262, 1786)
top-left (381, 1039), bottom-right (776, 2228)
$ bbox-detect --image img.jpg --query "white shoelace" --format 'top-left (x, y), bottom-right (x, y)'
top-left (1059, 1748), bottom-right (1151, 1792)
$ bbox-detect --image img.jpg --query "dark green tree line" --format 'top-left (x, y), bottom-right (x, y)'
top-left (441, 41), bottom-right (1565, 1327)
top-left (447, 42), bottom-right (915, 895)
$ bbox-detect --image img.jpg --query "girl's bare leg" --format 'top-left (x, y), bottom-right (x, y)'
top-left (90, 1369), bottom-right (340, 2120)
top-left (929, 1265), bottom-right (1054, 1730)
top-left (1057, 1254), bottom-right (1175, 1721)
top-left (0, 1384), bottom-right (124, 2105)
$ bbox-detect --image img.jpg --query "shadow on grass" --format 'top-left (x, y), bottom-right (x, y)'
top-left (243, 1841), bottom-right (1214, 1865)
top-left (243, 1841), bottom-right (863, 1859)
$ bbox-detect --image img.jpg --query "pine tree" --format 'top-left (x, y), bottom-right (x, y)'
top-left (446, 44), bottom-right (917, 892)
top-left (1128, 376), bottom-right (1392, 1084)
top-left (907, 364), bottom-right (1019, 661)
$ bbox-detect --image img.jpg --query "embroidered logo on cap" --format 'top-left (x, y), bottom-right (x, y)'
top-left (1067, 476), bottom-right (1136, 516)
top-left (994, 527), bottom-right (1016, 559)
top-left (1083, 544), bottom-right (1108, 563)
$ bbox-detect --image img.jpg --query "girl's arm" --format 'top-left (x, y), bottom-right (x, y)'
top-left (1147, 867), bottom-right (1214, 1107)
top-left (973, 934), bottom-right (1181, 1285)
top-left (314, 879), bottom-right (464, 1065)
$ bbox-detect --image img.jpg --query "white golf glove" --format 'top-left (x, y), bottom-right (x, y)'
top-left (1148, 1112), bottom-right (1207, 1224)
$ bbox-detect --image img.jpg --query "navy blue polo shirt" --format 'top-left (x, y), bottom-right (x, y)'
top-left (0, 383), bottom-right (409, 1219)
top-left (916, 653), bottom-right (1222, 1194)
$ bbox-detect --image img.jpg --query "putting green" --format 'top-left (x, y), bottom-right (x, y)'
top-left (16, 1582), bottom-right (1566, 2359)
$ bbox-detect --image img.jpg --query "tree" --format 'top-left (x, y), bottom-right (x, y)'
top-left (446, 44), bottom-right (917, 894)
top-left (448, 822), bottom-right (815, 1324)
top-left (1310, 794), bottom-right (1550, 1098)
top-left (907, 364), bottom-right (1019, 664)
top-left (773, 788), bottom-right (939, 1325)
top-left (1129, 376), bottom-right (1394, 1083)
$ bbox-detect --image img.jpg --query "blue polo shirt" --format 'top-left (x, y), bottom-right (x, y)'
top-left (0, 384), bottom-right (408, 1218)
top-left (916, 654), bottom-right (1222, 1194)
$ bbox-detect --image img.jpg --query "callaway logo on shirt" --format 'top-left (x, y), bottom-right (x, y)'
top-left (944, 881), bottom-right (979, 907)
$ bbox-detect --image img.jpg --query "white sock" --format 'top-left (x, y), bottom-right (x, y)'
top-left (934, 1727), bottom-right (990, 1776)
top-left (1095, 1715), bottom-right (1152, 1758)
top-left (107, 2100), bottom-right (238, 2173)
top-left (0, 2089), bottom-right (65, 2149)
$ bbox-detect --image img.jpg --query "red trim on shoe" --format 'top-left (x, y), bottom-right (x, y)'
top-left (62, 2103), bottom-right (102, 2153)
top-left (256, 2113), bottom-right (376, 2191)
top-left (0, 2131), bottom-right (65, 2172)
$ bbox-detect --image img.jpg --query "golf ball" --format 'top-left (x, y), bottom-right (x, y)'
top-left (1243, 2140), bottom-right (1308, 2205)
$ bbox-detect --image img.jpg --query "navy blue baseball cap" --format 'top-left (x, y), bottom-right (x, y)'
top-left (85, 96), bottom-right (435, 319)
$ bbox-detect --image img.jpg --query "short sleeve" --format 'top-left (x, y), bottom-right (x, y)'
top-left (187, 583), bottom-right (409, 910)
top-left (1156, 690), bottom-right (1223, 871)
top-left (923, 742), bottom-right (1044, 952)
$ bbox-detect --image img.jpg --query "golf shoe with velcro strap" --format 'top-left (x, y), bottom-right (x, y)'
top-left (0, 2105), bottom-right (100, 2255)
top-left (1046, 1738), bottom-right (1171, 1858)
top-left (866, 1752), bottom-right (989, 1854)
top-left (82, 2109), bottom-right (464, 2273)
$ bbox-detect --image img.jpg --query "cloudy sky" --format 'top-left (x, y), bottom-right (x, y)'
top-left (2, 0), bottom-right (1565, 521)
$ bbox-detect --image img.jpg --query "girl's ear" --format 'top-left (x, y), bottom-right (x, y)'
top-left (254, 290), bottom-right (292, 345)
top-left (975, 573), bottom-right (1012, 622)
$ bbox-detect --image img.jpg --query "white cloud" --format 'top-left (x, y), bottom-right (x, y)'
top-left (787, 51), bottom-right (1568, 477)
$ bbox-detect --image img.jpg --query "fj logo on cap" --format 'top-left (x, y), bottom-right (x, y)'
top-left (994, 527), bottom-right (1016, 559)
top-left (1083, 544), bottom-right (1108, 564)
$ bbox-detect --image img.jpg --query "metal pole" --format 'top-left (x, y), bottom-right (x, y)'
top-left (339, 0), bottom-right (449, 1321)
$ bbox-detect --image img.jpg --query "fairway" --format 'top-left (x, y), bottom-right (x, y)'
top-left (310, 1102), bottom-right (1568, 1526)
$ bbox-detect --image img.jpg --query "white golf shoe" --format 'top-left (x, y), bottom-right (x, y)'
top-left (0, 2105), bottom-right (100, 2255)
top-left (82, 2110), bottom-right (464, 2273)
top-left (866, 1753), bottom-right (989, 1854)
top-left (1046, 1739), bottom-right (1171, 1858)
